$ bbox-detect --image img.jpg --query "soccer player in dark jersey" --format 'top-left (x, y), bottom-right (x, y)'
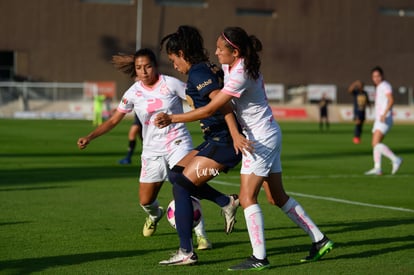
top-left (158, 25), bottom-right (251, 266)
top-left (348, 80), bottom-right (371, 144)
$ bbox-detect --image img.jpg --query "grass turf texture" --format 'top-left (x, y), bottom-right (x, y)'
top-left (0, 118), bottom-right (413, 274)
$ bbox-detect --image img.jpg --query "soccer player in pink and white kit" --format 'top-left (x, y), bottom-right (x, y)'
top-left (365, 66), bottom-right (403, 175)
top-left (156, 26), bottom-right (334, 271)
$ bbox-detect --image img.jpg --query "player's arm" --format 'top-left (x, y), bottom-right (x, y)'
top-left (209, 90), bottom-right (253, 155)
top-left (348, 80), bottom-right (361, 93)
top-left (380, 92), bottom-right (394, 122)
top-left (155, 91), bottom-right (231, 126)
top-left (77, 110), bottom-right (126, 149)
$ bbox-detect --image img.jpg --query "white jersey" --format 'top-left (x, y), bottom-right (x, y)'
top-left (221, 58), bottom-right (279, 141)
top-left (117, 75), bottom-right (192, 158)
top-left (374, 80), bottom-right (393, 121)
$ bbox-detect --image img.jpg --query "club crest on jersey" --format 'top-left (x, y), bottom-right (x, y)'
top-left (196, 79), bottom-right (212, 91)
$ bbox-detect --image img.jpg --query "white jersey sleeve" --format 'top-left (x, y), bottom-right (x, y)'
top-left (221, 59), bottom-right (278, 140)
top-left (164, 75), bottom-right (187, 100)
top-left (375, 80), bottom-right (393, 120)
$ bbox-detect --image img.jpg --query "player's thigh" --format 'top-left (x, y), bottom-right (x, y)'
top-left (175, 150), bottom-right (199, 167)
top-left (183, 155), bottom-right (225, 185)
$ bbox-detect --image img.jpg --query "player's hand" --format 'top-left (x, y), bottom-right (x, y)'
top-left (155, 112), bottom-right (172, 128)
top-left (232, 133), bottom-right (254, 156)
top-left (77, 137), bottom-right (90, 150)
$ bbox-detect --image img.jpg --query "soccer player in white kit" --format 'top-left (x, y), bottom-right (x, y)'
top-left (365, 66), bottom-right (402, 175)
top-left (156, 27), bottom-right (334, 271)
top-left (77, 48), bottom-right (220, 248)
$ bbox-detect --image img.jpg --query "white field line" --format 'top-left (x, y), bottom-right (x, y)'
top-left (210, 179), bottom-right (414, 213)
top-left (222, 174), bottom-right (412, 179)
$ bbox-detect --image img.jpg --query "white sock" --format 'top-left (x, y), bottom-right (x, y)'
top-left (376, 143), bottom-right (398, 164)
top-left (140, 200), bottom-right (161, 221)
top-left (281, 197), bottom-right (324, 243)
top-left (373, 144), bottom-right (382, 170)
top-left (244, 204), bottom-right (266, 259)
top-left (194, 213), bottom-right (207, 238)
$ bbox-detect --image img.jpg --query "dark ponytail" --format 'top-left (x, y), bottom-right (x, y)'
top-left (160, 25), bottom-right (209, 65)
top-left (221, 27), bottom-right (262, 80)
top-left (112, 48), bottom-right (158, 78)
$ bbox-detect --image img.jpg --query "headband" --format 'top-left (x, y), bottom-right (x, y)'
top-left (221, 32), bottom-right (240, 50)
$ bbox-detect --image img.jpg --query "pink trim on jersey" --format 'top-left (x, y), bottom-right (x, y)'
top-left (221, 88), bottom-right (241, 98)
top-left (228, 58), bottom-right (242, 74)
top-left (141, 75), bottom-right (161, 91)
top-left (117, 107), bottom-right (130, 113)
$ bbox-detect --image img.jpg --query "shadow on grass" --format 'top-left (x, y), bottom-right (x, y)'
top-left (263, 217), bottom-right (414, 263)
top-left (0, 165), bottom-right (140, 186)
top-left (0, 249), bottom-right (158, 274)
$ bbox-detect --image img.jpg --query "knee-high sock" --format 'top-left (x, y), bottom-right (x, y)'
top-left (354, 124), bottom-right (363, 138)
top-left (374, 143), bottom-right (398, 169)
top-left (168, 167), bottom-right (230, 207)
top-left (173, 183), bottom-right (194, 253)
top-left (140, 200), bottom-right (161, 221)
top-left (125, 140), bottom-right (136, 159)
top-left (281, 197), bottom-right (324, 243)
top-left (194, 209), bottom-right (207, 238)
top-left (196, 184), bottom-right (229, 207)
top-left (244, 204), bottom-right (266, 259)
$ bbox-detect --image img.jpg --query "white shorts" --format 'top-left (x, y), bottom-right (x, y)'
top-left (139, 140), bottom-right (192, 183)
top-left (372, 116), bottom-right (393, 135)
top-left (240, 130), bottom-right (282, 177)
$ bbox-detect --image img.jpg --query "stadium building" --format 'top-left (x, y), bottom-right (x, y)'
top-left (1, 0), bottom-right (413, 120)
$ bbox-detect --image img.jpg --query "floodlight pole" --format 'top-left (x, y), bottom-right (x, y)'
top-left (136, 0), bottom-right (143, 50)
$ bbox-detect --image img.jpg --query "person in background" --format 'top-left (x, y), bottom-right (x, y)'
top-left (319, 93), bottom-right (329, 131)
top-left (118, 114), bottom-right (142, 165)
top-left (93, 93), bottom-right (106, 126)
top-left (365, 66), bottom-right (402, 175)
top-left (348, 80), bottom-right (371, 144)
top-left (156, 26), bottom-right (334, 271)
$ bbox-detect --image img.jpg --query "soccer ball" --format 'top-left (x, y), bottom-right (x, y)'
top-left (166, 196), bottom-right (202, 229)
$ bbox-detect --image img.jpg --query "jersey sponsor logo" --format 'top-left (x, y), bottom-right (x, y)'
top-left (196, 79), bottom-right (213, 91)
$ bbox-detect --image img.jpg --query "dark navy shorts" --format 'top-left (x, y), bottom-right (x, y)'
top-left (133, 114), bottom-right (142, 126)
top-left (354, 110), bottom-right (366, 121)
top-left (195, 140), bottom-right (242, 172)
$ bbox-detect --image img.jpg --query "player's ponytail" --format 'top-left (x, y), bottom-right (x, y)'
top-left (161, 25), bottom-right (209, 65)
top-left (221, 27), bottom-right (262, 80)
top-left (112, 48), bottom-right (158, 79)
top-left (112, 53), bottom-right (135, 78)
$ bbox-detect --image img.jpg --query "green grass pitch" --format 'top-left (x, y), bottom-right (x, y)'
top-left (0, 118), bottom-right (413, 274)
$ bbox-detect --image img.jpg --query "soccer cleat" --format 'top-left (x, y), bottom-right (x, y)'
top-left (118, 157), bottom-right (131, 165)
top-left (392, 157), bottom-right (403, 175)
top-left (364, 168), bottom-right (382, 176)
top-left (228, 255), bottom-right (270, 271)
top-left (300, 235), bottom-right (334, 262)
top-left (142, 207), bottom-right (164, 237)
top-left (221, 194), bottom-right (240, 234)
top-left (353, 137), bottom-right (361, 144)
top-left (159, 249), bottom-right (198, 266)
top-left (196, 236), bottom-right (212, 250)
